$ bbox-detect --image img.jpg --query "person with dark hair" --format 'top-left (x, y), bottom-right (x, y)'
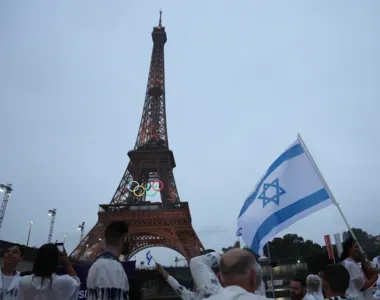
top-left (18, 243), bottom-right (80, 299)
top-left (86, 221), bottom-right (130, 300)
top-left (0, 244), bottom-right (24, 299)
top-left (322, 264), bottom-right (350, 300)
top-left (340, 238), bottom-right (377, 300)
top-left (290, 273), bottom-right (307, 300)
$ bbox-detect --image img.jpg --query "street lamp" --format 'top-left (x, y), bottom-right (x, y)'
top-left (26, 221), bottom-right (33, 246)
top-left (0, 183), bottom-right (13, 231)
top-left (47, 209), bottom-right (57, 243)
top-left (77, 222), bottom-right (85, 243)
top-left (63, 234), bottom-right (67, 244)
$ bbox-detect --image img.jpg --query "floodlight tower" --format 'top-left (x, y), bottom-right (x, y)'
top-left (77, 222), bottom-right (85, 242)
top-left (47, 209), bottom-right (57, 243)
top-left (0, 183), bottom-right (13, 231)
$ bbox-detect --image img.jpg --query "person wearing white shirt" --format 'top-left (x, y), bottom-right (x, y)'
top-left (18, 243), bottom-right (80, 300)
top-left (156, 263), bottom-right (195, 300)
top-left (86, 221), bottom-right (130, 300)
top-left (0, 244), bottom-right (24, 300)
top-left (303, 274), bottom-right (324, 300)
top-left (191, 248), bottom-right (268, 300)
top-left (340, 238), bottom-right (376, 300)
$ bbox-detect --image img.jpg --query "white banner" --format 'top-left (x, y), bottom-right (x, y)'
top-left (334, 233), bottom-right (343, 258)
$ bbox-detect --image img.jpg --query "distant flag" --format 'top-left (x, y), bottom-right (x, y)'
top-left (334, 233), bottom-right (343, 258)
top-left (236, 227), bottom-right (242, 237)
top-left (238, 135), bottom-right (334, 255)
top-left (324, 234), bottom-right (335, 262)
top-left (146, 250), bottom-right (153, 266)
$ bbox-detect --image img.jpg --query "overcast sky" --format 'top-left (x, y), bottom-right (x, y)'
top-left (0, 1), bottom-right (378, 266)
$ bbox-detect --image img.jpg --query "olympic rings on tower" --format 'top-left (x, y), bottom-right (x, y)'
top-left (126, 180), bottom-right (164, 197)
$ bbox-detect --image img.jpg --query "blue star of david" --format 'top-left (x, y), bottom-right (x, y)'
top-left (258, 178), bottom-right (286, 208)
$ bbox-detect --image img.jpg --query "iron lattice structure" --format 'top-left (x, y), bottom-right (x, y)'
top-left (47, 209), bottom-right (57, 243)
top-left (70, 13), bottom-right (204, 262)
top-left (0, 184), bottom-right (13, 231)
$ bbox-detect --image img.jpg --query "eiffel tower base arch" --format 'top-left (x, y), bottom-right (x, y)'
top-left (70, 202), bottom-right (204, 262)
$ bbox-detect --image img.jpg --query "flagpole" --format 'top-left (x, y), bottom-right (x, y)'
top-left (266, 243), bottom-right (276, 299)
top-left (297, 133), bottom-right (363, 252)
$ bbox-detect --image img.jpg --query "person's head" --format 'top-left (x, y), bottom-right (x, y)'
top-left (306, 274), bottom-right (322, 294)
top-left (2, 244), bottom-right (24, 268)
top-left (104, 221), bottom-right (129, 255)
top-left (340, 238), bottom-right (361, 261)
top-left (32, 243), bottom-right (60, 278)
top-left (322, 264), bottom-right (350, 297)
top-left (219, 248), bottom-right (260, 293)
top-left (290, 274), bottom-right (307, 300)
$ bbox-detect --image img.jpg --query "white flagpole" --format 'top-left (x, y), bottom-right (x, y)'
top-left (297, 133), bottom-right (363, 252)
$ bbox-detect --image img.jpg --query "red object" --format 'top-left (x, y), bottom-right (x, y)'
top-left (324, 235), bottom-right (335, 261)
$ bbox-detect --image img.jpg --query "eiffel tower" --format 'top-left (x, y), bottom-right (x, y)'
top-left (70, 12), bottom-right (204, 262)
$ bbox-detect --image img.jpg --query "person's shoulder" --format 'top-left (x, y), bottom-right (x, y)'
top-left (18, 275), bottom-right (33, 286)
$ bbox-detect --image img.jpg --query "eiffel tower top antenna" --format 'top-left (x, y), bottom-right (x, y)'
top-left (159, 9), bottom-right (162, 27)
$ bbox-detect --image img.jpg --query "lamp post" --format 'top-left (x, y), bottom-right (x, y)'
top-left (26, 221), bottom-right (33, 246)
top-left (47, 209), bottom-right (57, 243)
top-left (0, 183), bottom-right (13, 231)
top-left (63, 234), bottom-right (67, 244)
top-left (77, 222), bottom-right (85, 243)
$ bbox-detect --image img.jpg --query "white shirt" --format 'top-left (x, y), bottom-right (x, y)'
top-left (166, 275), bottom-right (195, 300)
top-left (0, 269), bottom-right (21, 300)
top-left (372, 257), bottom-right (380, 269)
top-left (189, 252), bottom-right (270, 300)
top-left (374, 277), bottom-right (380, 300)
top-left (189, 252), bottom-right (223, 299)
top-left (18, 274), bottom-right (80, 300)
top-left (86, 251), bottom-right (129, 300)
top-left (304, 293), bottom-right (324, 300)
top-left (342, 258), bottom-right (365, 299)
top-left (207, 285), bottom-right (269, 300)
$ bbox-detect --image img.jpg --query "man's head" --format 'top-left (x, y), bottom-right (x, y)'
top-left (104, 221), bottom-right (129, 255)
top-left (3, 244), bottom-right (24, 267)
top-left (219, 248), bottom-right (259, 293)
top-left (290, 274), bottom-right (307, 300)
top-left (322, 264), bottom-right (350, 297)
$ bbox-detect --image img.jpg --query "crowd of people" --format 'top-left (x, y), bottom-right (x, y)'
top-left (0, 221), bottom-right (379, 300)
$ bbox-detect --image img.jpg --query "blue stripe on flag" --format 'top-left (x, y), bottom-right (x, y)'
top-left (250, 188), bottom-right (329, 253)
top-left (238, 143), bottom-right (305, 218)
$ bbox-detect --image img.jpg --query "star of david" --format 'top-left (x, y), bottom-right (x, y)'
top-left (258, 178), bottom-right (286, 208)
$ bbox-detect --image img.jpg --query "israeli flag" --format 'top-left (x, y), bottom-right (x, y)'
top-left (146, 250), bottom-right (153, 265)
top-left (236, 227), bottom-right (242, 237)
top-left (238, 136), bottom-right (333, 255)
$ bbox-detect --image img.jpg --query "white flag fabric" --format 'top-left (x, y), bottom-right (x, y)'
top-left (146, 250), bottom-right (153, 265)
top-left (237, 138), bottom-right (333, 255)
top-left (236, 227), bottom-right (242, 237)
top-left (334, 233), bottom-right (343, 258)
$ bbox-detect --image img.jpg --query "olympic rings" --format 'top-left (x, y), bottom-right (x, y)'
top-left (126, 180), bottom-right (164, 198)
